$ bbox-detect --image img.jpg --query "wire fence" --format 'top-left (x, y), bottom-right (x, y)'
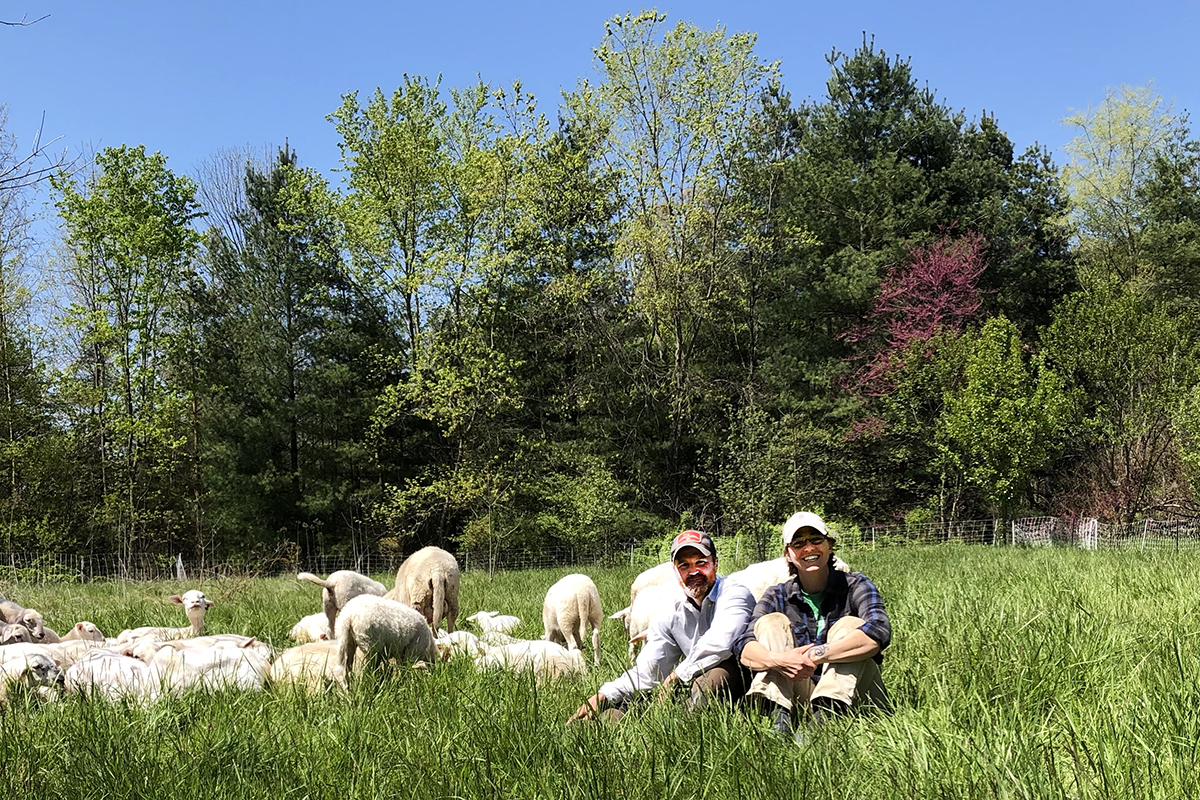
top-left (3, 515), bottom-right (1200, 585)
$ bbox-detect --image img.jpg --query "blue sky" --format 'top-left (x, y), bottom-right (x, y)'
top-left (3, 0), bottom-right (1198, 192)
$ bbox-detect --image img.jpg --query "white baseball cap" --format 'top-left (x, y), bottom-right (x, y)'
top-left (781, 511), bottom-right (831, 548)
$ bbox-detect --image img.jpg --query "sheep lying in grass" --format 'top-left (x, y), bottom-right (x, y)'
top-left (297, 570), bottom-right (386, 636)
top-left (474, 640), bottom-right (587, 682)
top-left (1, 622), bottom-right (33, 645)
top-left (62, 622), bottom-right (106, 643)
top-left (64, 650), bottom-right (160, 703)
top-left (434, 630), bottom-right (485, 661)
top-left (0, 652), bottom-right (61, 705)
top-left (0, 640), bottom-right (116, 670)
top-left (465, 610), bottom-right (522, 636)
top-left (334, 594), bottom-right (437, 684)
top-left (130, 635), bottom-right (271, 665)
top-left (0, 599), bottom-right (47, 641)
top-left (289, 612), bottom-right (331, 643)
top-left (269, 641), bottom-right (340, 692)
top-left (610, 583), bottom-right (678, 662)
top-left (149, 644), bottom-right (270, 695)
top-left (388, 547), bottom-right (460, 633)
top-left (542, 574), bottom-right (602, 666)
top-left (117, 590), bottom-right (215, 643)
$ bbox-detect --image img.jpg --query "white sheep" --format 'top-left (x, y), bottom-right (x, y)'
top-left (0, 651), bottom-right (61, 705)
top-left (465, 610), bottom-right (522, 635)
top-left (62, 621), bottom-right (106, 643)
top-left (1, 622), bottom-right (34, 645)
top-left (628, 561), bottom-right (680, 608)
top-left (297, 570), bottom-right (387, 636)
top-left (269, 641), bottom-right (341, 692)
top-left (609, 583), bottom-right (678, 662)
top-left (729, 555), bottom-right (852, 602)
top-left (474, 640), bottom-right (588, 682)
top-left (289, 612), bottom-right (332, 643)
top-left (387, 546), bottom-right (461, 632)
top-left (116, 590), bottom-right (215, 643)
top-left (130, 635), bottom-right (271, 665)
top-left (542, 573), bottom-right (602, 666)
top-left (433, 630), bottom-right (485, 661)
top-left (64, 650), bottom-right (161, 703)
top-left (333, 594), bottom-right (437, 683)
top-left (150, 645), bottom-right (270, 695)
top-left (0, 599), bottom-right (47, 641)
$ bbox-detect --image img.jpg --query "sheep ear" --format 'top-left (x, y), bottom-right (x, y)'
top-left (169, 595), bottom-right (183, 604)
top-left (631, 632), bottom-right (649, 644)
top-left (609, 608), bottom-right (630, 621)
top-left (205, 599), bottom-right (215, 609)
top-left (76, 623), bottom-right (85, 631)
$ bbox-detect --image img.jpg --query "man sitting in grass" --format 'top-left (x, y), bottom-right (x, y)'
top-left (567, 529), bottom-right (757, 723)
top-left (739, 511), bottom-right (892, 740)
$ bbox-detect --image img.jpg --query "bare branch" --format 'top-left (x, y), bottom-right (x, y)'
top-left (0, 13), bottom-right (50, 26)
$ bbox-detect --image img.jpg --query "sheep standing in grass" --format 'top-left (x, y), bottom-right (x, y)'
top-left (116, 590), bottom-right (214, 643)
top-left (628, 562), bottom-right (680, 609)
top-left (333, 594), bottom-right (437, 683)
top-left (542, 574), bottom-right (602, 666)
top-left (610, 583), bottom-right (677, 662)
top-left (388, 547), bottom-right (460, 633)
top-left (297, 570), bottom-right (387, 636)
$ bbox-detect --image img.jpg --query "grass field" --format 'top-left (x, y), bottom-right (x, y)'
top-left (1, 546), bottom-right (1197, 799)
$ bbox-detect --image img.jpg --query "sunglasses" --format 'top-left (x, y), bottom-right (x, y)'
top-left (787, 535), bottom-right (828, 549)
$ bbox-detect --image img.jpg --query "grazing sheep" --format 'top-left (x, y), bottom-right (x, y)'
top-left (542, 574), bottom-right (602, 666)
top-left (465, 610), bottom-right (522, 636)
top-left (289, 612), bottom-right (332, 643)
top-left (116, 590), bottom-right (215, 643)
top-left (333, 594), bottom-right (437, 683)
top-left (0, 599), bottom-right (47, 641)
top-left (0, 652), bottom-right (61, 705)
top-left (297, 570), bottom-right (387, 636)
top-left (269, 641), bottom-right (340, 692)
top-left (1, 622), bottom-right (33, 645)
top-left (610, 583), bottom-right (678, 662)
top-left (388, 547), bottom-right (461, 633)
top-left (474, 640), bottom-right (588, 682)
top-left (62, 622), bottom-right (106, 643)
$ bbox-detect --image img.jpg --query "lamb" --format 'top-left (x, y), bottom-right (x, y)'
top-left (269, 641), bottom-right (340, 692)
top-left (296, 570), bottom-right (387, 636)
top-left (541, 573), bottom-right (602, 666)
top-left (0, 652), bottom-right (61, 706)
top-left (387, 546), bottom-right (460, 632)
top-left (0, 598), bottom-right (47, 641)
top-left (610, 583), bottom-right (678, 661)
top-left (289, 612), bottom-right (332, 643)
top-left (333, 594), bottom-right (437, 683)
top-left (62, 621), bottom-right (106, 643)
top-left (474, 640), bottom-right (588, 682)
top-left (1, 622), bottom-right (34, 645)
top-left (116, 590), bottom-right (214, 643)
top-left (729, 555), bottom-right (852, 601)
top-left (433, 630), bottom-right (485, 661)
top-left (465, 610), bottom-right (522, 635)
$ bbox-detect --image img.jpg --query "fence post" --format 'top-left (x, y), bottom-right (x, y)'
top-left (871, 527), bottom-right (876, 550)
top-left (630, 542), bottom-right (635, 567)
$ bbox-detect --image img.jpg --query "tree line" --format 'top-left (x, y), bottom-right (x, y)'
top-left (1, 13), bottom-right (1198, 562)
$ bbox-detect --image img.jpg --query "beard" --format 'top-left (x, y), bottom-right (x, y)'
top-left (681, 573), bottom-right (712, 600)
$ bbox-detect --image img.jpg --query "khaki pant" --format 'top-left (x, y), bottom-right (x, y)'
top-left (744, 613), bottom-right (890, 713)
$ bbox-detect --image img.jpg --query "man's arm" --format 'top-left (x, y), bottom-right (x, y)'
top-left (567, 610), bottom-right (681, 722)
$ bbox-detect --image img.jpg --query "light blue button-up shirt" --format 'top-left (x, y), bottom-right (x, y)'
top-left (598, 575), bottom-right (756, 704)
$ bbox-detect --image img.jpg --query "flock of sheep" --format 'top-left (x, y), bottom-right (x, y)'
top-left (0, 546), bottom-right (805, 707)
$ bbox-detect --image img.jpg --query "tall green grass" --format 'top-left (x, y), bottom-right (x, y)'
top-left (2, 548), bottom-right (1197, 799)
